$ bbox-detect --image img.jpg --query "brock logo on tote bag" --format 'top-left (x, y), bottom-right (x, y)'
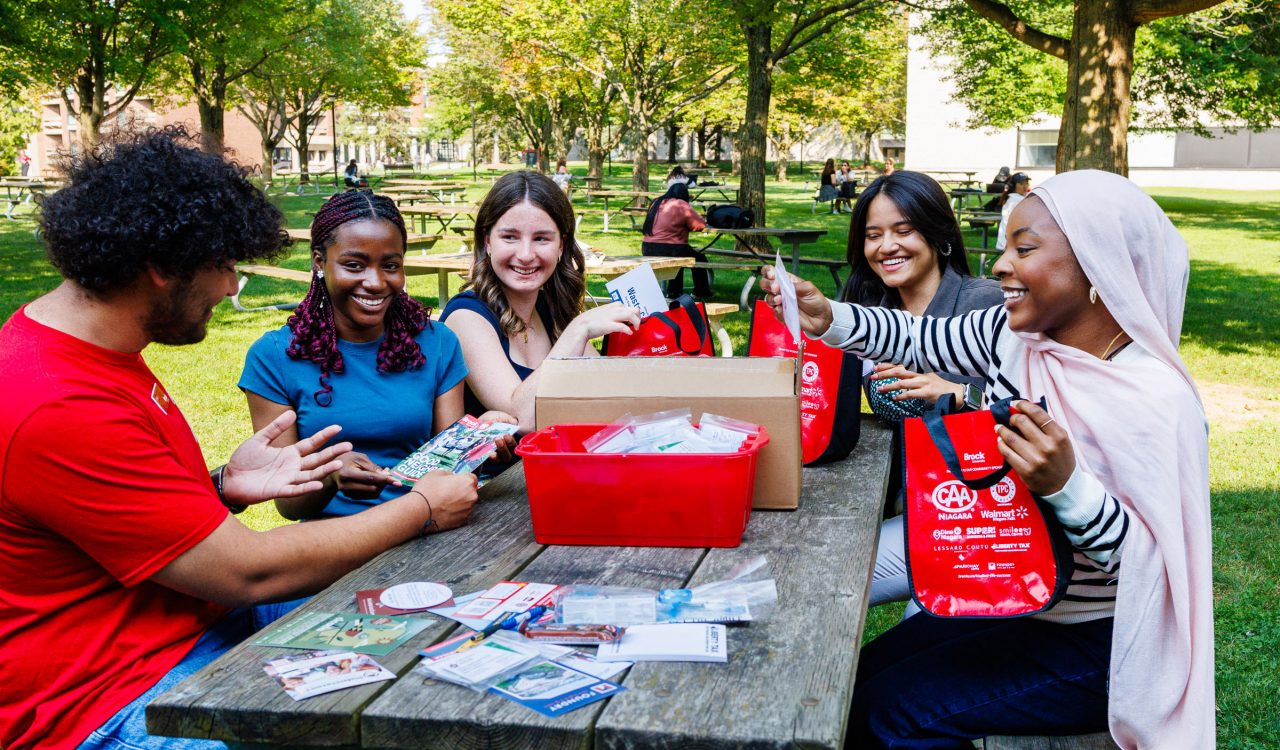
top-left (903, 396), bottom-right (1074, 617)
top-left (601, 294), bottom-right (714, 357)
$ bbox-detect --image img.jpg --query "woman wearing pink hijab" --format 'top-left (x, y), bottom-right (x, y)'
top-left (761, 170), bottom-right (1212, 749)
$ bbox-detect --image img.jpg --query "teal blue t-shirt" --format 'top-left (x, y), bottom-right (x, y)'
top-left (238, 323), bottom-right (468, 517)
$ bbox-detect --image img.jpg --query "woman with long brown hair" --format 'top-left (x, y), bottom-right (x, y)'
top-left (441, 171), bottom-right (641, 431)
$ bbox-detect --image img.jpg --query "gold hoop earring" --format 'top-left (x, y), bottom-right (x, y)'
top-left (1089, 286), bottom-right (1097, 304)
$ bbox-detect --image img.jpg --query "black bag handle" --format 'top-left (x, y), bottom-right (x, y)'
top-left (649, 294), bottom-right (708, 355)
top-left (921, 395), bottom-right (1045, 490)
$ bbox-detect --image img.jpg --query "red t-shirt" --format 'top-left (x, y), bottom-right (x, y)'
top-left (0, 307), bottom-right (229, 750)
top-left (642, 199), bottom-right (706, 246)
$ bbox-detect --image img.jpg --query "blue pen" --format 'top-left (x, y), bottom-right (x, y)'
top-left (457, 606), bottom-right (547, 651)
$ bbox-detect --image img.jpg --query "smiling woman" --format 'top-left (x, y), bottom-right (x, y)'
top-left (760, 170), bottom-right (1213, 748)
top-left (440, 171), bottom-right (640, 432)
top-left (237, 191), bottom-right (508, 524)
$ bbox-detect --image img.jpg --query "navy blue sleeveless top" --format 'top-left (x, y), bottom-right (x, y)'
top-left (440, 290), bottom-right (552, 417)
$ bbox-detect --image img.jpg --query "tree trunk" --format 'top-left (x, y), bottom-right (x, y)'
top-left (712, 124), bottom-right (723, 162)
top-left (738, 22), bottom-right (773, 225)
top-left (1056, 0), bottom-right (1135, 175)
top-left (260, 139), bottom-right (278, 183)
top-left (74, 72), bottom-right (103, 150)
top-left (666, 121), bottom-right (678, 163)
top-left (295, 113), bottom-right (312, 183)
top-left (632, 131), bottom-right (650, 193)
top-left (196, 95), bottom-right (226, 155)
top-left (696, 120), bottom-right (708, 167)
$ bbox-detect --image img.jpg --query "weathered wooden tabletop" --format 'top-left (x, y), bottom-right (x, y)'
top-left (148, 418), bottom-right (891, 749)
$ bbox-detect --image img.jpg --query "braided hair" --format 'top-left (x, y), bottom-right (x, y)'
top-left (286, 190), bottom-right (431, 406)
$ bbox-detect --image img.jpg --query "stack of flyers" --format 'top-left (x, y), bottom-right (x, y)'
top-left (418, 632), bottom-right (627, 717)
top-left (389, 416), bottom-right (519, 484)
top-left (253, 612), bottom-right (430, 656)
top-left (263, 650), bottom-right (395, 700)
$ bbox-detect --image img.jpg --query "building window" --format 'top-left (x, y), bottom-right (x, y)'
top-left (272, 147), bottom-right (292, 165)
top-left (1017, 130), bottom-right (1057, 168)
top-left (436, 139), bottom-right (456, 161)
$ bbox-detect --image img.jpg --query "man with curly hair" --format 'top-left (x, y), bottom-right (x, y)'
top-left (0, 127), bottom-right (478, 750)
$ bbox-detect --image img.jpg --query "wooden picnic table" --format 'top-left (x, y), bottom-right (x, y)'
top-left (695, 226), bottom-right (839, 306)
top-left (688, 183), bottom-right (739, 202)
top-left (148, 418), bottom-right (892, 748)
top-left (399, 204), bottom-right (481, 234)
top-left (382, 186), bottom-right (469, 207)
top-left (583, 190), bottom-right (663, 232)
top-left (956, 208), bottom-right (1003, 248)
top-left (1, 177), bottom-right (59, 220)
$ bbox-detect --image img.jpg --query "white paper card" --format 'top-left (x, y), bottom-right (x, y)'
top-left (380, 582), bottom-right (452, 611)
top-left (606, 262), bottom-right (667, 317)
top-left (774, 251), bottom-right (800, 345)
top-left (596, 623), bottom-right (728, 663)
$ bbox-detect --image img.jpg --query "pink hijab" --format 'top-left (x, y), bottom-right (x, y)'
top-left (1011, 170), bottom-right (1213, 749)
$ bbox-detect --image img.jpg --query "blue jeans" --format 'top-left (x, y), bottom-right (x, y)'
top-left (849, 614), bottom-right (1112, 749)
top-left (77, 599), bottom-right (305, 750)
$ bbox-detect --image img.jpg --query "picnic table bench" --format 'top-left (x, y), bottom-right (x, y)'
top-left (697, 227), bottom-right (841, 306)
top-left (148, 418), bottom-right (893, 748)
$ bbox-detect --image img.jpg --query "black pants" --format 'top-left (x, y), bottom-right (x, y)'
top-left (641, 241), bottom-right (712, 297)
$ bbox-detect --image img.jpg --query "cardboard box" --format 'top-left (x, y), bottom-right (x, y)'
top-left (535, 357), bottom-right (801, 510)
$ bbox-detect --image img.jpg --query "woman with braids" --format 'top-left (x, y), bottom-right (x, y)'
top-left (239, 190), bottom-right (512, 521)
top-left (441, 171), bottom-right (641, 432)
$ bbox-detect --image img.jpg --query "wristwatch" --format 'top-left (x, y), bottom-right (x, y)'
top-left (961, 383), bottom-right (984, 412)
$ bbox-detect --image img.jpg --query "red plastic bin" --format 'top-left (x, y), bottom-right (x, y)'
top-left (515, 424), bottom-right (770, 548)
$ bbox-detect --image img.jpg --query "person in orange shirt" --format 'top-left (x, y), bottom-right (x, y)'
top-left (640, 182), bottom-right (711, 298)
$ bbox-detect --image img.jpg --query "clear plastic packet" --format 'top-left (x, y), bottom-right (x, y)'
top-left (415, 637), bottom-right (543, 692)
top-left (687, 555), bottom-right (778, 622)
top-left (584, 409), bottom-right (695, 454)
top-left (583, 414), bottom-right (636, 454)
top-left (697, 413), bottom-right (760, 452)
top-left (553, 585), bottom-right (660, 626)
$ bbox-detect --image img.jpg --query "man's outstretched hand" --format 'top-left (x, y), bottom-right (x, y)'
top-left (221, 410), bottom-right (353, 505)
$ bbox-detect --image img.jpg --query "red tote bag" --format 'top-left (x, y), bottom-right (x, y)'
top-left (746, 301), bottom-right (861, 465)
top-left (903, 396), bottom-right (1074, 618)
top-left (601, 294), bottom-right (714, 357)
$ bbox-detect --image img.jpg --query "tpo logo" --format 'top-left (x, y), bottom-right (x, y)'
top-left (991, 476), bottom-right (1017, 505)
top-left (801, 360), bottom-right (820, 383)
top-left (930, 480), bottom-right (978, 513)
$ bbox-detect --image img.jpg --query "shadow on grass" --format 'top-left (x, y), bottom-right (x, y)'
top-left (1153, 195), bottom-right (1280, 243)
top-left (1183, 260), bottom-right (1280, 357)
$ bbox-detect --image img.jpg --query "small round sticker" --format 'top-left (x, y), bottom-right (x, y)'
top-left (380, 582), bottom-right (453, 611)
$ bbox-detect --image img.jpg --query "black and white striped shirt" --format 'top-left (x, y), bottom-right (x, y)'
top-left (821, 300), bottom-right (1129, 623)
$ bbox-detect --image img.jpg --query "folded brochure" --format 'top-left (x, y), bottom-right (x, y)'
top-left (262, 650), bottom-right (395, 700)
top-left (389, 415), bottom-right (518, 484)
top-left (253, 612), bottom-right (430, 656)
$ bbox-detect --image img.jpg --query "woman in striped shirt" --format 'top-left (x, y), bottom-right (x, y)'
top-left (761, 170), bottom-right (1212, 749)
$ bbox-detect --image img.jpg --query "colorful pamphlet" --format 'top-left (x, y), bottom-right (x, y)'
top-left (262, 650), bottom-right (395, 700)
top-left (451, 581), bottom-right (561, 622)
top-left (356, 583), bottom-right (455, 616)
top-left (489, 659), bottom-right (624, 717)
top-left (388, 415), bottom-right (519, 484)
top-left (253, 612), bottom-right (430, 656)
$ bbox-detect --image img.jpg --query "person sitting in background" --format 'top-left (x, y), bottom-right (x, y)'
top-left (240, 190), bottom-right (513, 520)
top-left (343, 159), bottom-right (366, 189)
top-left (883, 156), bottom-right (896, 175)
top-left (983, 165), bottom-right (1013, 210)
top-left (665, 165), bottom-right (690, 187)
top-left (640, 181), bottom-right (712, 299)
top-left (441, 171), bottom-right (640, 432)
top-left (835, 160), bottom-right (858, 213)
top-left (994, 172), bottom-right (1031, 251)
top-left (552, 160), bottom-right (572, 193)
top-left (761, 169), bottom-right (1212, 748)
top-left (0, 127), bottom-right (467, 750)
top-left (818, 158), bottom-right (841, 212)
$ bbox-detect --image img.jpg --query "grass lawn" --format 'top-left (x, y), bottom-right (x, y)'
top-left (1, 169), bottom-right (1275, 748)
